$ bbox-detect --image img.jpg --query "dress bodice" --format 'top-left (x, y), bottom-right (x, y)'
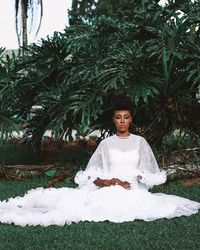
top-left (75, 134), bottom-right (167, 187)
top-left (108, 147), bottom-right (140, 169)
top-left (108, 148), bottom-right (140, 177)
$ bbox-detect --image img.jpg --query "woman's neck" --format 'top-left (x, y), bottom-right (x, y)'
top-left (116, 131), bottom-right (130, 137)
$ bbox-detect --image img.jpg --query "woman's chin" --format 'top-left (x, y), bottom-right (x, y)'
top-left (117, 129), bottom-right (129, 133)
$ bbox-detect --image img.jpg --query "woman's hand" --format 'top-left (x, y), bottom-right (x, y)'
top-left (93, 177), bottom-right (130, 189)
top-left (110, 178), bottom-right (130, 189)
top-left (110, 178), bottom-right (121, 185)
top-left (93, 178), bottom-right (112, 187)
top-left (118, 180), bottom-right (131, 189)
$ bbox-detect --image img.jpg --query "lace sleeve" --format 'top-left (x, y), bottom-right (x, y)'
top-left (74, 141), bottom-right (107, 187)
top-left (138, 137), bottom-right (166, 188)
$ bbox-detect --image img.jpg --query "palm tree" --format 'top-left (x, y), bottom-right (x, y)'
top-left (15, 0), bottom-right (43, 51)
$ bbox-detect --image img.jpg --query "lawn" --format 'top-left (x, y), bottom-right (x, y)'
top-left (0, 178), bottom-right (199, 250)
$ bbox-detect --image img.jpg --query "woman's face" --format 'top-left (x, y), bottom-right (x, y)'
top-left (112, 110), bottom-right (132, 134)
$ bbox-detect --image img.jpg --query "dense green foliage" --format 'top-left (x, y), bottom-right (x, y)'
top-left (0, 0), bottom-right (200, 158)
top-left (68, 0), bottom-right (130, 25)
top-left (0, 178), bottom-right (199, 250)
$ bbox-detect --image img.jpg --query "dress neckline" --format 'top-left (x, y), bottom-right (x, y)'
top-left (115, 133), bottom-right (131, 139)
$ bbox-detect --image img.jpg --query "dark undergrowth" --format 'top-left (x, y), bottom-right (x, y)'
top-left (0, 144), bottom-right (93, 166)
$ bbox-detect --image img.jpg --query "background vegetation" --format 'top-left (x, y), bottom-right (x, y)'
top-left (0, 3), bottom-right (199, 248)
top-left (0, 0), bottom-right (199, 161)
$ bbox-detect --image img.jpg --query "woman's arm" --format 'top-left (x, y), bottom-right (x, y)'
top-left (138, 137), bottom-right (167, 187)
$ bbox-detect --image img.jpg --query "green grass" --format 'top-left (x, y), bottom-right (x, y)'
top-left (0, 178), bottom-right (199, 250)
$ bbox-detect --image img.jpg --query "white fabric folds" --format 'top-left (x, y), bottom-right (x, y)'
top-left (0, 134), bottom-right (199, 227)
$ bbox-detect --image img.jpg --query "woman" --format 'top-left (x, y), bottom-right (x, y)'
top-left (0, 104), bottom-right (199, 226)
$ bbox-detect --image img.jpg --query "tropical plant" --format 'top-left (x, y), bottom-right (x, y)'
top-left (1, 0), bottom-right (200, 160)
top-left (0, 48), bottom-right (23, 140)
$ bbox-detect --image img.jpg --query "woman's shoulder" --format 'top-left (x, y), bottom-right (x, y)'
top-left (100, 135), bottom-right (116, 144)
top-left (130, 133), bottom-right (146, 141)
top-left (97, 135), bottom-right (119, 147)
top-left (129, 134), bottom-right (151, 148)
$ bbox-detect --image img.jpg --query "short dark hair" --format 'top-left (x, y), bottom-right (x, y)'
top-left (111, 95), bottom-right (134, 117)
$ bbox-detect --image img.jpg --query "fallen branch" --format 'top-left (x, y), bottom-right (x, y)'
top-left (170, 147), bottom-right (200, 155)
top-left (0, 163), bottom-right (61, 180)
top-left (163, 164), bottom-right (200, 181)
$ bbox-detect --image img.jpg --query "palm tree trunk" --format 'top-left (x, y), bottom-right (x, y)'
top-left (15, 0), bottom-right (43, 53)
top-left (21, 0), bottom-right (28, 53)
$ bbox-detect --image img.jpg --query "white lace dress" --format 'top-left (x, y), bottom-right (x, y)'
top-left (0, 134), bottom-right (199, 226)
